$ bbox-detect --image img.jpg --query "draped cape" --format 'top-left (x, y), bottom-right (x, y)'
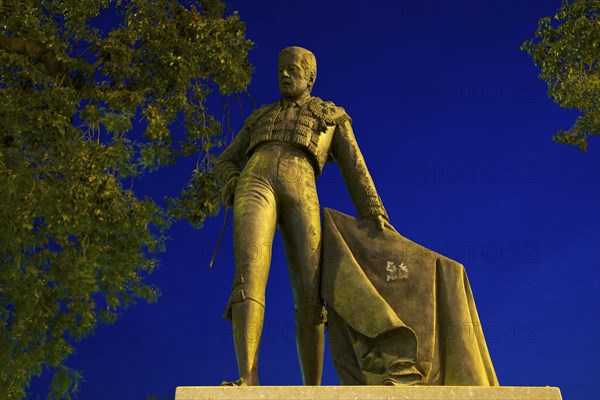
top-left (321, 208), bottom-right (498, 386)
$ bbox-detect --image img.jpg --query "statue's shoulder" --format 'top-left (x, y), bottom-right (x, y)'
top-left (243, 101), bottom-right (278, 128)
top-left (308, 97), bottom-right (351, 125)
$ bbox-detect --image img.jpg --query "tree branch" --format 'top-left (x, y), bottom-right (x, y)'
top-left (0, 35), bottom-right (64, 78)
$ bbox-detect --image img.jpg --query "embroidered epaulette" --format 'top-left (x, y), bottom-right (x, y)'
top-left (243, 102), bottom-right (277, 129)
top-left (308, 97), bottom-right (351, 125)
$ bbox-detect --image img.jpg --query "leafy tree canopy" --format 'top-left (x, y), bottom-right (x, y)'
top-left (0, 0), bottom-right (252, 398)
top-left (522, 0), bottom-right (599, 152)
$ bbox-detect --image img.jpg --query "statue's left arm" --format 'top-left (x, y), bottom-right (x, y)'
top-left (331, 118), bottom-right (391, 227)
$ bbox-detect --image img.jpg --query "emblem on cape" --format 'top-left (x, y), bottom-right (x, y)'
top-left (386, 261), bottom-right (408, 281)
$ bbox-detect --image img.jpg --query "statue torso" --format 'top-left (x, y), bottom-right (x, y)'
top-left (243, 97), bottom-right (350, 175)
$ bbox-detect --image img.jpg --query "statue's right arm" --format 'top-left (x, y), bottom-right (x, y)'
top-left (214, 126), bottom-right (251, 206)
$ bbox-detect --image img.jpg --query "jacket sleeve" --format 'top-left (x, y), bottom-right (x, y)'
top-left (331, 118), bottom-right (389, 220)
top-left (214, 125), bottom-right (251, 185)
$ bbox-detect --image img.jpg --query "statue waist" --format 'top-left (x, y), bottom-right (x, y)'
top-left (247, 127), bottom-right (327, 174)
top-left (250, 140), bottom-right (319, 177)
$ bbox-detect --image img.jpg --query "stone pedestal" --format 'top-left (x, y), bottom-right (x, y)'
top-left (175, 386), bottom-right (562, 400)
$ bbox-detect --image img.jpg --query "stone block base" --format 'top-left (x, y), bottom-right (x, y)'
top-left (175, 386), bottom-right (562, 400)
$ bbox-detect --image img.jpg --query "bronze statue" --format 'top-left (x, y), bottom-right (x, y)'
top-left (214, 46), bottom-right (393, 386)
top-left (214, 46), bottom-right (497, 387)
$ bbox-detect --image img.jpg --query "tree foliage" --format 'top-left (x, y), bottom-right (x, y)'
top-left (0, 0), bottom-right (252, 398)
top-left (521, 0), bottom-right (600, 152)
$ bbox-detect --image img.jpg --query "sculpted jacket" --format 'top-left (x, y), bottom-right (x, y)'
top-left (214, 96), bottom-right (388, 220)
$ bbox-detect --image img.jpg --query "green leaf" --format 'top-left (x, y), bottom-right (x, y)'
top-left (522, 0), bottom-right (600, 152)
top-left (0, 0), bottom-right (252, 398)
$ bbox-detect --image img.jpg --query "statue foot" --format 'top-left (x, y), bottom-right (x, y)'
top-left (219, 378), bottom-right (249, 386)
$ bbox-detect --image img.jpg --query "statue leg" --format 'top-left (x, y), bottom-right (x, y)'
top-left (278, 163), bottom-right (324, 385)
top-left (229, 168), bottom-right (278, 386)
top-left (230, 300), bottom-right (265, 385)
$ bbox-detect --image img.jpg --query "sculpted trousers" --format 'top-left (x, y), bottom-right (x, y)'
top-left (227, 141), bottom-right (324, 324)
top-left (226, 141), bottom-right (326, 384)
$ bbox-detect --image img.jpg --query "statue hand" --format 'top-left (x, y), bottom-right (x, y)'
top-left (222, 176), bottom-right (238, 207)
top-left (375, 214), bottom-right (397, 233)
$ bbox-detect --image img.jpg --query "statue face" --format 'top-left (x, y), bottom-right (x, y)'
top-left (278, 51), bottom-right (312, 99)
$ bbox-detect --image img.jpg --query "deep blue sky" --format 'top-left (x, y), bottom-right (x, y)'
top-left (31, 1), bottom-right (599, 399)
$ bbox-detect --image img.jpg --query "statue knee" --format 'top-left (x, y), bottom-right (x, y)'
top-left (223, 272), bottom-right (266, 322)
top-left (294, 300), bottom-right (327, 327)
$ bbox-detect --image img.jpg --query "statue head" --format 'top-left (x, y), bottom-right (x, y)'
top-left (278, 46), bottom-right (317, 99)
